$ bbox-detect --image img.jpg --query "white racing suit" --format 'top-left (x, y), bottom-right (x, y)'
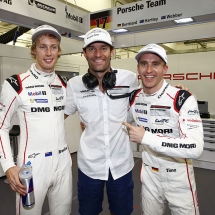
top-left (128, 80), bottom-right (204, 215)
top-left (0, 64), bottom-right (72, 215)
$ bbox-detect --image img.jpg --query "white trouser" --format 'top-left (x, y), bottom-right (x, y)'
top-left (140, 162), bottom-right (199, 215)
top-left (16, 149), bottom-right (72, 215)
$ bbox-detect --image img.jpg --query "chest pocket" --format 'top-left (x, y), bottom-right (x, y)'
top-left (79, 96), bottom-right (100, 122)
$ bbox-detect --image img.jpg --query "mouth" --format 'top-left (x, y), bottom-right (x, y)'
top-left (44, 59), bottom-right (53, 63)
top-left (93, 59), bottom-right (105, 65)
top-left (145, 75), bottom-right (154, 80)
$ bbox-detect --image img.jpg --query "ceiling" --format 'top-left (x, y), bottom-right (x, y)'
top-left (1, 0), bottom-right (215, 58)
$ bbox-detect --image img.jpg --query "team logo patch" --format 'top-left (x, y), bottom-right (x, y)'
top-left (30, 99), bottom-right (48, 103)
top-left (28, 91), bottom-right (46, 96)
top-left (138, 117), bottom-right (148, 122)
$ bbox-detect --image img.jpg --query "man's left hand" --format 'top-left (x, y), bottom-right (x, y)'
top-left (175, 83), bottom-right (189, 91)
top-left (122, 122), bottom-right (145, 144)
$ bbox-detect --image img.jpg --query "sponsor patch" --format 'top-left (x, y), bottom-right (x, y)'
top-left (152, 167), bottom-right (159, 172)
top-left (28, 91), bottom-right (46, 96)
top-left (188, 110), bottom-right (199, 115)
top-left (162, 142), bottom-right (196, 149)
top-left (28, 153), bottom-right (40, 158)
top-left (187, 124), bottom-right (199, 129)
top-left (59, 147), bottom-right (67, 154)
top-left (138, 117), bottom-right (148, 122)
top-left (166, 168), bottom-right (176, 172)
top-left (154, 119), bottom-right (169, 124)
top-left (135, 109), bottom-right (147, 114)
top-left (145, 127), bottom-right (172, 134)
top-left (50, 85), bottom-right (63, 94)
top-left (150, 105), bottom-right (171, 116)
top-left (30, 99), bottom-right (48, 103)
top-left (45, 152), bottom-right (52, 157)
top-left (28, 0), bottom-right (56, 14)
top-left (56, 96), bottom-right (64, 102)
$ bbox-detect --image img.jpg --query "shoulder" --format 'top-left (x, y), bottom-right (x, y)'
top-left (115, 68), bottom-right (137, 82)
top-left (167, 85), bottom-right (192, 112)
top-left (6, 74), bottom-right (22, 94)
top-left (129, 88), bottom-right (142, 106)
top-left (115, 68), bottom-right (136, 76)
top-left (57, 74), bottom-right (67, 87)
top-left (67, 75), bottom-right (83, 84)
top-left (5, 71), bottom-right (31, 94)
top-left (67, 75), bottom-right (84, 90)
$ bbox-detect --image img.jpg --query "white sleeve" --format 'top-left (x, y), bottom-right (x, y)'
top-left (127, 107), bottom-right (135, 124)
top-left (129, 72), bottom-right (139, 92)
top-left (64, 79), bottom-right (77, 116)
top-left (141, 95), bottom-right (204, 159)
top-left (0, 81), bottom-right (21, 172)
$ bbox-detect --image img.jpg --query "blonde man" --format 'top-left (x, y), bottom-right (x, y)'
top-left (0, 25), bottom-right (72, 215)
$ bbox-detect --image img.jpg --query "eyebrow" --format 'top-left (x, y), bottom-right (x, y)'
top-left (38, 43), bottom-right (58, 46)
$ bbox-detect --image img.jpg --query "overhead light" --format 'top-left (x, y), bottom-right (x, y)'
top-left (78, 35), bottom-right (85, 38)
top-left (173, 17), bottom-right (194, 24)
top-left (112, 29), bottom-right (128, 33)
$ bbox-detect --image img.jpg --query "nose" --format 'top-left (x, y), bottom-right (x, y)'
top-left (46, 47), bottom-right (51, 56)
top-left (95, 49), bottom-right (102, 57)
top-left (146, 64), bottom-right (153, 73)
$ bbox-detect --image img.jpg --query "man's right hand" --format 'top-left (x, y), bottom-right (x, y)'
top-left (80, 121), bottom-right (86, 131)
top-left (6, 166), bottom-right (27, 195)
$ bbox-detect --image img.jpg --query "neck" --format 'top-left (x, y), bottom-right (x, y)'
top-left (34, 64), bottom-right (54, 77)
top-left (143, 79), bottom-right (164, 95)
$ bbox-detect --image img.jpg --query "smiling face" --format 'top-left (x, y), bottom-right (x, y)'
top-left (83, 42), bottom-right (114, 78)
top-left (137, 53), bottom-right (168, 94)
top-left (31, 35), bottom-right (60, 73)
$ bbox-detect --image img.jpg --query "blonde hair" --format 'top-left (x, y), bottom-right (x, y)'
top-left (30, 34), bottom-right (61, 59)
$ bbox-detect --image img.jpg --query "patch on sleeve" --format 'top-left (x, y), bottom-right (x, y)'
top-left (57, 74), bottom-right (67, 88)
top-left (129, 89), bottom-right (142, 106)
top-left (174, 90), bottom-right (191, 113)
top-left (6, 75), bottom-right (22, 94)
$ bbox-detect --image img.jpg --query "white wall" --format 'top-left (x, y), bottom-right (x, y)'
top-left (66, 0), bottom-right (134, 12)
top-left (111, 51), bottom-right (215, 116)
top-left (67, 0), bottom-right (111, 12)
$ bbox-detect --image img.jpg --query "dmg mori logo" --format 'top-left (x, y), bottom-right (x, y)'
top-left (54, 105), bottom-right (65, 111)
top-left (31, 106), bottom-right (64, 112)
top-left (31, 107), bottom-right (50, 112)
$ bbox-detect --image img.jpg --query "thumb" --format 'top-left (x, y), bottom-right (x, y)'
top-left (122, 122), bottom-right (133, 129)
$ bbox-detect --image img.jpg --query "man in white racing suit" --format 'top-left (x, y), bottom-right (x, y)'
top-left (123, 43), bottom-right (204, 215)
top-left (0, 25), bottom-right (72, 215)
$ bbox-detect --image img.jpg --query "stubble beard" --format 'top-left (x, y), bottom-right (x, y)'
top-left (88, 57), bottom-right (111, 74)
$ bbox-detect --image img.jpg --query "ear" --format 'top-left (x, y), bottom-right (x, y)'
top-left (163, 65), bottom-right (168, 75)
top-left (110, 48), bottom-right (115, 57)
top-left (82, 50), bottom-right (87, 59)
top-left (137, 63), bottom-right (140, 74)
top-left (31, 48), bottom-right (36, 55)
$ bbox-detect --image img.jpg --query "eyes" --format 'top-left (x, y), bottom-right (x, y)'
top-left (139, 61), bottom-right (160, 67)
top-left (87, 46), bottom-right (108, 52)
top-left (38, 45), bottom-right (58, 51)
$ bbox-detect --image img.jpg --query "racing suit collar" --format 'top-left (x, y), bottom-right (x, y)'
top-left (142, 80), bottom-right (169, 104)
top-left (31, 63), bottom-right (56, 85)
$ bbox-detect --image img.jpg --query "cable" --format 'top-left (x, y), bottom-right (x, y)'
top-left (73, 0), bottom-right (77, 6)
top-left (65, 0), bottom-right (68, 12)
top-left (13, 26), bottom-right (20, 46)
